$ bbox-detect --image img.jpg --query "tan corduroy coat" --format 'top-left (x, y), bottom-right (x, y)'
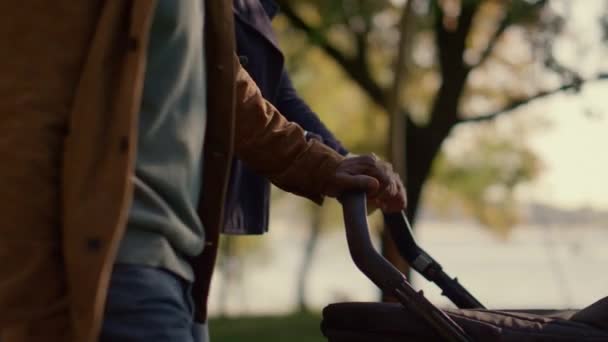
top-left (0, 1), bottom-right (343, 341)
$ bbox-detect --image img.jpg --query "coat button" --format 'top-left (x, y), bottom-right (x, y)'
top-left (86, 238), bottom-right (102, 252)
top-left (238, 55), bottom-right (249, 66)
top-left (216, 64), bottom-right (225, 71)
top-left (119, 136), bottom-right (129, 153)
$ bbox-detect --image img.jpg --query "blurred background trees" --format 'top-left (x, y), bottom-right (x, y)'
top-left (274, 0), bottom-right (607, 227)
top-left (272, 0), bottom-right (608, 276)
top-left (216, 0), bottom-right (608, 316)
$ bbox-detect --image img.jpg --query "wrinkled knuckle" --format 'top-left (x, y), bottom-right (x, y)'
top-left (381, 172), bottom-right (392, 181)
top-left (359, 155), bottom-right (375, 164)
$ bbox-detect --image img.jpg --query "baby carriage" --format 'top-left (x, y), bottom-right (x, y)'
top-left (321, 192), bottom-right (608, 341)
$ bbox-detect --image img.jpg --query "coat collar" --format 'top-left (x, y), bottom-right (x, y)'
top-left (233, 0), bottom-right (281, 51)
top-left (259, 0), bottom-right (279, 19)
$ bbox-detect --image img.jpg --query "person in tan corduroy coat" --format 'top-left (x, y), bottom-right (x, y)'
top-left (0, 1), bottom-right (405, 341)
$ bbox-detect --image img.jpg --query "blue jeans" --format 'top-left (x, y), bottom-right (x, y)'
top-left (101, 264), bottom-right (208, 342)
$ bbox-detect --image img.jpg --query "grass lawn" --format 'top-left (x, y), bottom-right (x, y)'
top-left (209, 312), bottom-right (326, 342)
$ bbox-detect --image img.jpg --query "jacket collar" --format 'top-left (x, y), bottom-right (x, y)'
top-left (260, 0), bottom-right (279, 19)
top-left (233, 0), bottom-right (281, 51)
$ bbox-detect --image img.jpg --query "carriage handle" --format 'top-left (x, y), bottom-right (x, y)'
top-left (338, 191), bottom-right (473, 342)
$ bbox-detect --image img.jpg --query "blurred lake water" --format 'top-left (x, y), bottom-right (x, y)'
top-left (208, 216), bottom-right (608, 317)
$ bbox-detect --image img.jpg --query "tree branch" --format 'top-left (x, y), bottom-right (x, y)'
top-left (339, 0), bottom-right (370, 69)
top-left (470, 0), bottom-right (549, 70)
top-left (276, 1), bottom-right (388, 109)
top-left (469, 14), bottom-right (511, 70)
top-left (430, 2), bottom-right (481, 132)
top-left (457, 73), bottom-right (608, 125)
top-left (436, 1), bottom-right (480, 77)
top-left (354, 30), bottom-right (368, 71)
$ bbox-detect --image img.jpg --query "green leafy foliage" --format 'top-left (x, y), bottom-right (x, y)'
top-left (428, 125), bottom-right (542, 236)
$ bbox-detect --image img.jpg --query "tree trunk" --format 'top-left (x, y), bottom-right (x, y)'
top-left (296, 206), bottom-right (322, 312)
top-left (381, 124), bottom-right (439, 302)
top-left (405, 126), bottom-right (437, 224)
top-left (381, 0), bottom-right (415, 301)
top-left (384, 73), bottom-right (468, 292)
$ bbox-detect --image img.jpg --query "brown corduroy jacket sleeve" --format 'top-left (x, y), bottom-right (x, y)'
top-left (232, 59), bottom-right (345, 203)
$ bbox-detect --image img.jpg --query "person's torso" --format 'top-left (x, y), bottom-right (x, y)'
top-left (116, 0), bottom-right (207, 282)
top-left (59, 0), bottom-right (238, 339)
top-left (223, 0), bottom-right (284, 235)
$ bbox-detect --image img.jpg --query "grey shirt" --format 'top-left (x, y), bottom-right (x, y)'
top-left (115, 0), bottom-right (207, 281)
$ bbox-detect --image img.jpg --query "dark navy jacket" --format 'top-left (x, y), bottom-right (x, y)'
top-left (223, 0), bottom-right (348, 234)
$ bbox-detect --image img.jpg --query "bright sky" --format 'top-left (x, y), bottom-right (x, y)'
top-left (449, 1), bottom-right (608, 210)
top-left (517, 0), bottom-right (608, 209)
top-left (521, 83), bottom-right (608, 210)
